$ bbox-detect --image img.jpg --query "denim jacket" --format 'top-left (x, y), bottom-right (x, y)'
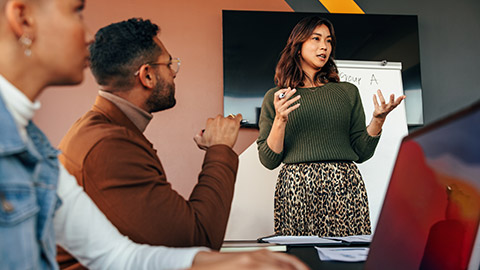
top-left (0, 94), bottom-right (61, 270)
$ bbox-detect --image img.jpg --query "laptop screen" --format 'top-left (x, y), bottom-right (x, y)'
top-left (366, 100), bottom-right (480, 270)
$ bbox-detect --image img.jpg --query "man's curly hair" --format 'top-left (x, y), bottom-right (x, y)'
top-left (89, 18), bottom-right (161, 91)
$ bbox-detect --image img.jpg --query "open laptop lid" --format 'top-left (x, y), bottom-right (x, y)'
top-left (365, 100), bottom-right (480, 270)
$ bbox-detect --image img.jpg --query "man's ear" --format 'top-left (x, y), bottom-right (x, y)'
top-left (137, 64), bottom-right (156, 89)
top-left (5, 0), bottom-right (35, 39)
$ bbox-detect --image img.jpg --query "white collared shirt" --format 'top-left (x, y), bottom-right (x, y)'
top-left (99, 90), bottom-right (152, 133)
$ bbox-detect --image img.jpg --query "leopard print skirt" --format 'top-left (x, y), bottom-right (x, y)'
top-left (274, 161), bottom-right (371, 236)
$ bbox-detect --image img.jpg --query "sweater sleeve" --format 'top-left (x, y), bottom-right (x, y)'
top-left (54, 164), bottom-right (209, 270)
top-left (256, 88), bottom-right (284, 170)
top-left (81, 137), bottom-right (237, 251)
top-left (348, 84), bottom-right (380, 163)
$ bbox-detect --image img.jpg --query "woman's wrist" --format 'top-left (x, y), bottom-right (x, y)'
top-left (273, 115), bottom-right (288, 126)
top-left (370, 116), bottom-right (385, 126)
top-left (367, 117), bottom-right (385, 136)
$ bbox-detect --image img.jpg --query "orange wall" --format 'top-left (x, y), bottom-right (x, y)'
top-left (34, 0), bottom-right (292, 197)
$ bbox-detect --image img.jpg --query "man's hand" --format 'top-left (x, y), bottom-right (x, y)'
top-left (190, 250), bottom-right (310, 270)
top-left (194, 113), bottom-right (242, 150)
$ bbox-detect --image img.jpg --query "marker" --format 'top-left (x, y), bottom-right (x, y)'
top-left (279, 93), bottom-right (286, 99)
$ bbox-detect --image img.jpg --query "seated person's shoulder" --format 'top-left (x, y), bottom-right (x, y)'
top-left (74, 111), bottom-right (138, 140)
top-left (61, 111), bottom-right (144, 158)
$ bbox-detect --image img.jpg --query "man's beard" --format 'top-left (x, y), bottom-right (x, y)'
top-left (145, 76), bottom-right (176, 113)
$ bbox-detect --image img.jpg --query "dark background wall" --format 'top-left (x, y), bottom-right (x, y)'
top-left (223, 11), bottom-right (422, 127)
top-left (286, 0), bottom-right (480, 125)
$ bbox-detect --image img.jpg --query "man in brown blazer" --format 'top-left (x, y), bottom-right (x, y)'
top-left (57, 18), bottom-right (243, 269)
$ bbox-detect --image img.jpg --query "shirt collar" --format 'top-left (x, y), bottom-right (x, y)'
top-left (98, 90), bottom-right (152, 132)
top-left (0, 75), bottom-right (41, 129)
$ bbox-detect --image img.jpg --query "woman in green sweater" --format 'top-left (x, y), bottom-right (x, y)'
top-left (257, 16), bottom-right (405, 236)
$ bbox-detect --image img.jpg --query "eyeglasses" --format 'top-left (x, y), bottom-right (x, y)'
top-left (134, 57), bottom-right (181, 76)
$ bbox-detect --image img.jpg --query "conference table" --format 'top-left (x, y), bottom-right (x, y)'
top-left (287, 245), bottom-right (365, 270)
top-left (221, 240), bottom-right (368, 269)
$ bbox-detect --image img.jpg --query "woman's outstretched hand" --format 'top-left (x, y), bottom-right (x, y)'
top-left (367, 89), bottom-right (406, 137)
top-left (372, 89), bottom-right (406, 120)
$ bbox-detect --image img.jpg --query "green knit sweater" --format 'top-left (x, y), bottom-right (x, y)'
top-left (257, 82), bottom-right (380, 170)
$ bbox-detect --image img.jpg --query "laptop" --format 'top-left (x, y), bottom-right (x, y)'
top-left (365, 100), bottom-right (480, 270)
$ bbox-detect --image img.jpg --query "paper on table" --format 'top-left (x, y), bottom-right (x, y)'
top-left (315, 247), bottom-right (370, 262)
top-left (261, 236), bottom-right (342, 245)
top-left (323, 234), bottom-right (373, 243)
top-left (221, 241), bottom-right (287, 252)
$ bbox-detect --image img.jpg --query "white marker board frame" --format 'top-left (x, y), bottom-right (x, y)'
top-left (336, 60), bottom-right (408, 231)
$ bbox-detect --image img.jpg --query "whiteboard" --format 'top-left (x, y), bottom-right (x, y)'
top-left (224, 60), bottom-right (408, 240)
top-left (336, 60), bottom-right (408, 231)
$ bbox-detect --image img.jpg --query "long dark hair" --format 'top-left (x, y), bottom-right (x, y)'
top-left (274, 16), bottom-right (339, 88)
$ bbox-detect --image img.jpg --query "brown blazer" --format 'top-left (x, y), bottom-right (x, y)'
top-left (57, 96), bottom-right (238, 269)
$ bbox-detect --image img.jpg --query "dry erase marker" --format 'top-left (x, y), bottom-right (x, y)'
top-left (279, 93), bottom-right (286, 99)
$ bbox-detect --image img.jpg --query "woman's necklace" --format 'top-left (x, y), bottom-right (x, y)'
top-left (303, 75), bottom-right (325, 91)
top-left (308, 85), bottom-right (324, 92)
top-left (303, 80), bottom-right (325, 92)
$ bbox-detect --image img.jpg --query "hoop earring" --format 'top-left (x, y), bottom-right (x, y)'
top-left (19, 35), bottom-right (32, 57)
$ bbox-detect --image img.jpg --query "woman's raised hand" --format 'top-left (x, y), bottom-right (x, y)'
top-left (274, 87), bottom-right (301, 123)
top-left (372, 89), bottom-right (406, 120)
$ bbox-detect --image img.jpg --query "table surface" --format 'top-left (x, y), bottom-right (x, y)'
top-left (221, 240), bottom-right (368, 269)
top-left (287, 245), bottom-right (366, 270)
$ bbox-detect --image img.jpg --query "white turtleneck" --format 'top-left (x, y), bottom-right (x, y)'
top-left (0, 75), bottom-right (40, 141)
top-left (0, 75), bottom-right (205, 269)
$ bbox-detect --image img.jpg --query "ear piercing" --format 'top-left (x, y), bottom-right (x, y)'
top-left (19, 35), bottom-right (32, 56)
